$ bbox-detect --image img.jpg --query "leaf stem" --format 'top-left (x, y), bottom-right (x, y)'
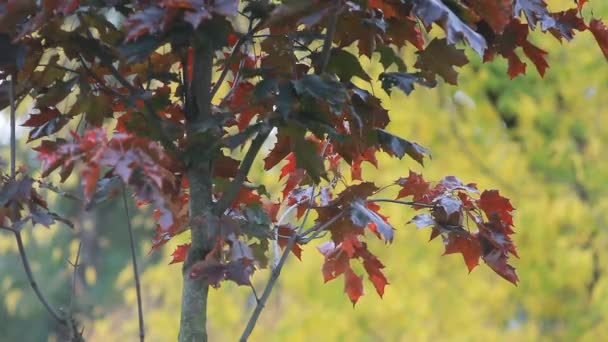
top-left (9, 73), bottom-right (66, 325)
top-left (366, 198), bottom-right (436, 208)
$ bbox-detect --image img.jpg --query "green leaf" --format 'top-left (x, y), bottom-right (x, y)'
top-left (293, 74), bottom-right (348, 115)
top-left (376, 44), bottom-right (407, 72)
top-left (379, 72), bottom-right (437, 96)
top-left (326, 49), bottom-right (371, 81)
top-left (376, 129), bottom-right (431, 165)
top-left (294, 138), bottom-right (326, 182)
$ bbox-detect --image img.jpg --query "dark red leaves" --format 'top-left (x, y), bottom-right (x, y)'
top-left (412, 0), bottom-right (487, 56)
top-left (589, 19), bottom-right (608, 59)
top-left (396, 171), bottom-right (435, 205)
top-left (344, 268), bottom-right (364, 305)
top-left (22, 108), bottom-right (69, 142)
top-left (443, 234), bottom-right (481, 273)
top-left (401, 172), bottom-right (518, 284)
top-left (484, 20), bottom-right (549, 78)
top-left (318, 239), bottom-right (388, 304)
top-left (415, 39), bottom-right (468, 85)
top-left (277, 225), bottom-right (303, 260)
top-left (468, 0), bottom-right (512, 34)
top-left (477, 190), bottom-right (515, 226)
top-left (169, 243), bottom-right (191, 264)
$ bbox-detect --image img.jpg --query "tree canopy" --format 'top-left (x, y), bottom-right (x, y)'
top-left (1, 0), bottom-right (607, 340)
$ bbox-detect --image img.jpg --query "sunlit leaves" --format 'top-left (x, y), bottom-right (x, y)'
top-left (412, 0), bottom-right (487, 56)
top-left (415, 39), bottom-right (468, 85)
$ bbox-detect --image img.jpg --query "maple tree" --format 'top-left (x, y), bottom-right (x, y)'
top-left (1, 0), bottom-right (607, 341)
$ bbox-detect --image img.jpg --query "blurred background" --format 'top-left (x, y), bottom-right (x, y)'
top-left (1, 1), bottom-right (608, 341)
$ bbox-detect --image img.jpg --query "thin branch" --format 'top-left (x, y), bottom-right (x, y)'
top-left (298, 211), bottom-right (346, 243)
top-left (0, 225), bottom-right (15, 233)
top-left (222, 19), bottom-right (254, 102)
top-left (366, 198), bottom-right (436, 209)
top-left (213, 127), bottom-right (271, 216)
top-left (240, 140), bottom-right (330, 341)
top-left (10, 72), bottom-right (16, 178)
top-left (209, 29), bottom-right (255, 100)
top-left (15, 232), bottom-right (66, 323)
top-left (317, 0), bottom-right (340, 75)
top-left (122, 184), bottom-right (145, 342)
top-left (9, 72), bottom-right (66, 325)
top-left (69, 242), bottom-right (82, 314)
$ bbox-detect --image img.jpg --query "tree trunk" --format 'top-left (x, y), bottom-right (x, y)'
top-left (179, 37), bottom-right (215, 342)
top-left (179, 167), bottom-right (213, 342)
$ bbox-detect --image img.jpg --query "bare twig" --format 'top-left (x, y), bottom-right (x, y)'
top-left (240, 135), bottom-right (330, 341)
top-left (0, 225), bottom-right (15, 233)
top-left (122, 184), bottom-right (145, 342)
top-left (209, 24), bottom-right (259, 100)
top-left (15, 232), bottom-right (66, 323)
top-left (213, 127), bottom-right (271, 216)
top-left (316, 0), bottom-right (340, 75)
top-left (68, 242), bottom-right (82, 313)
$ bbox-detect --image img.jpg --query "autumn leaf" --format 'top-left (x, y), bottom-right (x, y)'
top-left (344, 267), bottom-right (364, 305)
top-left (169, 243), bottom-right (191, 264)
top-left (443, 234), bottom-right (482, 273)
top-left (415, 39), bottom-right (469, 85)
top-left (477, 190), bottom-right (515, 226)
top-left (589, 19), bottom-right (608, 59)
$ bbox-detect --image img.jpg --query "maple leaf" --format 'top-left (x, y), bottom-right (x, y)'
top-left (396, 170), bottom-right (434, 204)
top-left (483, 249), bottom-right (519, 285)
top-left (22, 108), bottom-right (69, 142)
top-left (169, 243), bottom-right (191, 264)
top-left (484, 20), bottom-right (549, 78)
top-left (443, 234), bottom-right (481, 273)
top-left (359, 246), bottom-right (388, 298)
top-left (277, 225), bottom-right (303, 260)
top-left (466, 0), bottom-right (512, 34)
top-left (124, 7), bottom-right (165, 42)
top-left (344, 267), bottom-right (364, 305)
top-left (376, 129), bottom-right (430, 164)
top-left (589, 19), bottom-right (608, 59)
top-left (550, 9), bottom-right (587, 41)
top-left (415, 39), bottom-right (469, 85)
top-left (318, 241), bottom-right (350, 282)
top-left (412, 0), bottom-right (487, 56)
top-left (513, 0), bottom-right (555, 31)
top-left (477, 190), bottom-right (515, 226)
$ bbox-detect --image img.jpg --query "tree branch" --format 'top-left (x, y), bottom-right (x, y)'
top-left (240, 140), bottom-right (331, 341)
top-left (213, 127), bottom-right (271, 216)
top-left (239, 210), bottom-right (344, 341)
top-left (9, 72), bottom-right (66, 325)
top-left (209, 24), bottom-right (258, 100)
top-left (122, 185), bottom-right (145, 342)
top-left (316, 0), bottom-right (340, 75)
top-left (15, 232), bottom-right (66, 324)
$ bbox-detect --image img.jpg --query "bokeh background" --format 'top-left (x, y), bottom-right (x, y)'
top-left (1, 1), bottom-right (608, 341)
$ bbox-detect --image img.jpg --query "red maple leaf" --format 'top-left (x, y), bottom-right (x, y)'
top-left (396, 170), bottom-right (435, 204)
top-left (589, 19), bottom-right (608, 59)
top-left (169, 243), bottom-right (191, 264)
top-left (443, 234), bottom-right (482, 273)
top-left (277, 225), bottom-right (303, 260)
top-left (344, 267), bottom-right (364, 305)
top-left (477, 190), bottom-right (515, 226)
